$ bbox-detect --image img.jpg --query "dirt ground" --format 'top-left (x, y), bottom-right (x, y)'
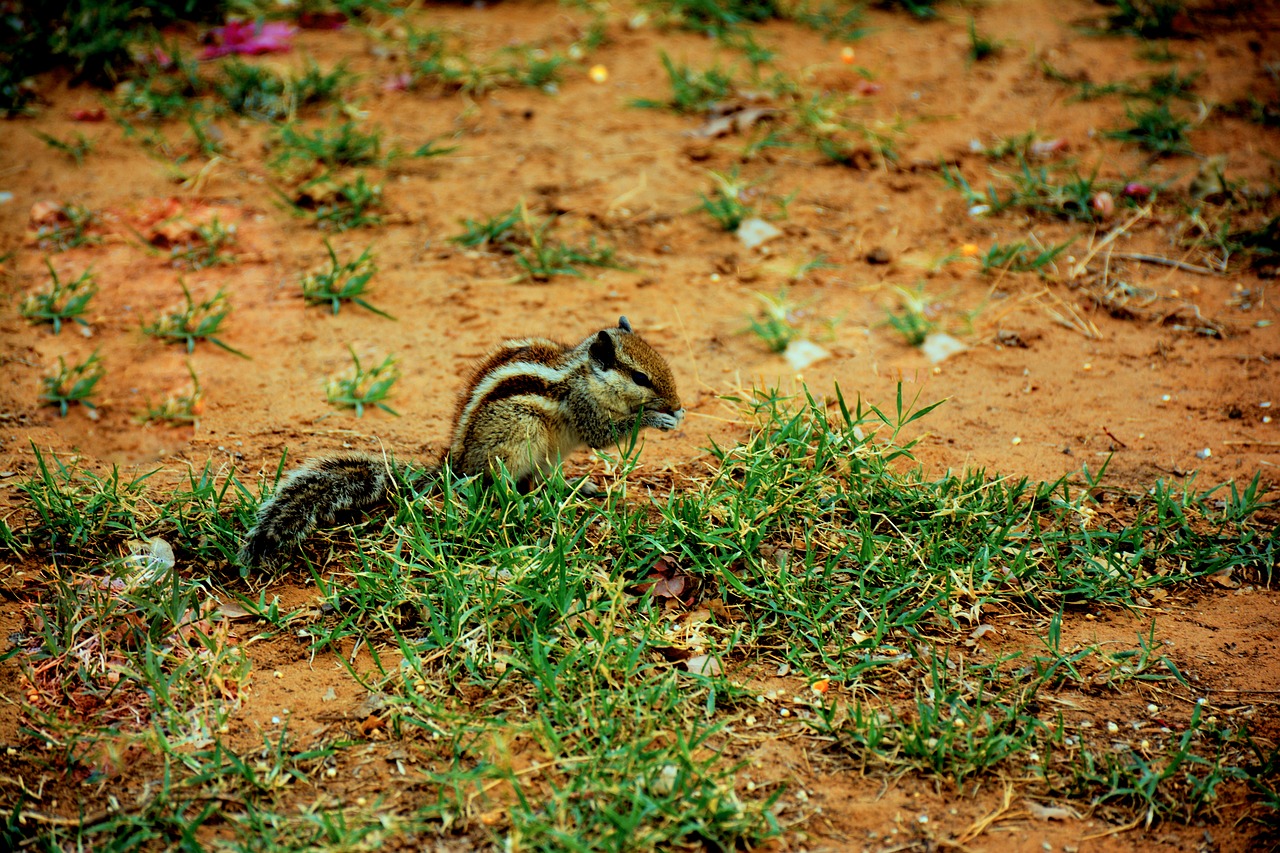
top-left (0, 0), bottom-right (1277, 849)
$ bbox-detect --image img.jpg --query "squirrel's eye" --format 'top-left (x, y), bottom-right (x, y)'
top-left (631, 369), bottom-right (652, 388)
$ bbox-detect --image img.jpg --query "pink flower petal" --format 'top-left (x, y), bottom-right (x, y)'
top-left (202, 20), bottom-right (295, 59)
top-left (383, 72), bottom-right (413, 92)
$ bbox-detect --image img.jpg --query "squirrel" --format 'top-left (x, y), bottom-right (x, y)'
top-left (238, 317), bottom-right (684, 567)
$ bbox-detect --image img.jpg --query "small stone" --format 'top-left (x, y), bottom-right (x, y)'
top-left (920, 332), bottom-right (967, 364)
top-left (866, 246), bottom-right (892, 264)
top-left (736, 217), bottom-right (781, 249)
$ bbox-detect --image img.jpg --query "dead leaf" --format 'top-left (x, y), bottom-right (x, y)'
top-left (213, 601), bottom-right (254, 621)
top-left (688, 105), bottom-right (778, 138)
top-left (29, 200), bottom-right (66, 226)
top-left (632, 555), bottom-right (696, 604)
top-left (969, 624), bottom-right (996, 641)
top-left (1024, 800), bottom-right (1081, 821)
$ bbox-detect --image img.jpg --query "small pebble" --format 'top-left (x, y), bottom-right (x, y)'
top-left (1196, 448), bottom-right (1212, 459)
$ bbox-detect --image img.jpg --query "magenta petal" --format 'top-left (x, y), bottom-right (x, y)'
top-left (203, 20), bottom-right (296, 59)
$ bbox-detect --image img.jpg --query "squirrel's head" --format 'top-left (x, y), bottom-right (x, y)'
top-left (586, 317), bottom-right (684, 428)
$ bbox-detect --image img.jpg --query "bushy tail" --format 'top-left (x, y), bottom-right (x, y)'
top-left (239, 453), bottom-right (400, 568)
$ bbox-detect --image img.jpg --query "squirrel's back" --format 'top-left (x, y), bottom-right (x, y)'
top-left (237, 454), bottom-right (399, 568)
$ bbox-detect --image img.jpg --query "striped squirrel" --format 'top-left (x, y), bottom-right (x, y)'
top-left (238, 317), bottom-right (684, 567)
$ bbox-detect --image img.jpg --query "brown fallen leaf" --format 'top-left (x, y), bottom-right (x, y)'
top-left (1024, 799), bottom-right (1081, 821)
top-left (632, 554), bottom-right (696, 605)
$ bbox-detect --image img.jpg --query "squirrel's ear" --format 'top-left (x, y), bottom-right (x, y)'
top-left (618, 316), bottom-right (633, 333)
top-left (589, 330), bottom-right (616, 368)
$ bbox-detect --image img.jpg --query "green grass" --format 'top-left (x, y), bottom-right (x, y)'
top-left (942, 156), bottom-right (1116, 222)
top-left (143, 280), bottom-right (249, 358)
top-left (978, 238), bottom-right (1074, 275)
top-left (300, 241), bottom-right (392, 318)
top-left (643, 0), bottom-right (865, 43)
top-left (401, 24), bottom-right (593, 95)
top-left (140, 361), bottom-right (203, 426)
top-left (272, 121), bottom-right (388, 172)
top-left (0, 1), bottom-right (229, 114)
top-left (1095, 0), bottom-right (1185, 39)
top-left (966, 18), bottom-right (1003, 64)
top-left (34, 130), bottom-right (94, 165)
top-left (326, 346), bottom-right (401, 417)
top-left (2, 387), bottom-right (1275, 849)
top-left (21, 261), bottom-right (97, 333)
top-left (884, 285), bottom-right (936, 345)
top-left (699, 168), bottom-right (754, 231)
top-left (746, 289), bottom-right (802, 352)
top-left (646, 0), bottom-right (783, 36)
top-left (216, 58), bottom-right (355, 121)
top-left (287, 173), bottom-right (385, 231)
top-left (40, 351), bottom-right (105, 416)
top-left (1105, 103), bottom-right (1194, 155)
top-left (450, 202), bottom-right (626, 282)
top-left (631, 52), bottom-right (738, 114)
top-left (876, 0), bottom-right (942, 18)
top-left (111, 46), bottom-right (207, 121)
top-left (167, 216), bottom-right (238, 270)
top-left (31, 202), bottom-right (101, 252)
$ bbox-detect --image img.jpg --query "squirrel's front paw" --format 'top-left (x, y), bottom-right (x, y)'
top-left (644, 408), bottom-right (685, 431)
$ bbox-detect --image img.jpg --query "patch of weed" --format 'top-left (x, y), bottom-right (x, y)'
top-left (967, 18), bottom-right (1003, 64)
top-left (699, 168), bottom-right (754, 231)
top-left (273, 121), bottom-right (387, 172)
top-left (884, 285), bottom-right (937, 345)
top-left (34, 130), bottom-right (94, 165)
top-left (216, 58), bottom-right (355, 121)
top-left (875, 0), bottom-right (942, 18)
top-left (167, 217), bottom-right (238, 270)
top-left (143, 281), bottom-right (249, 358)
top-left (40, 351), bottom-right (105, 417)
top-left (450, 202), bottom-right (625, 282)
top-left (978, 238), bottom-right (1074, 275)
top-left (1096, 0), bottom-right (1185, 39)
top-left (140, 361), bottom-right (203, 426)
top-left (1104, 102), bottom-right (1193, 155)
top-left (632, 52), bottom-right (737, 114)
top-left (326, 346), bottom-right (400, 417)
top-left (301, 241), bottom-right (392, 318)
top-left (942, 157), bottom-right (1111, 222)
top-left (647, 0), bottom-right (784, 35)
top-left (22, 262), bottom-right (97, 334)
top-left (747, 289), bottom-right (802, 352)
top-left (32, 203), bottom-right (101, 252)
top-left (289, 174), bottom-right (385, 231)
